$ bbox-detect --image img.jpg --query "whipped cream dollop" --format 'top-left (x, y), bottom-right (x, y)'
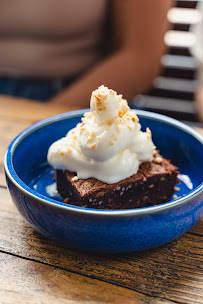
top-left (48, 85), bottom-right (155, 184)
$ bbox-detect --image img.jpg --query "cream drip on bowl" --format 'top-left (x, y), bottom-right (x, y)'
top-left (47, 85), bottom-right (155, 184)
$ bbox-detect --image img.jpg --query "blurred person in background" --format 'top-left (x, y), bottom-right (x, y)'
top-left (191, 1), bottom-right (203, 122)
top-left (0, 0), bottom-right (172, 108)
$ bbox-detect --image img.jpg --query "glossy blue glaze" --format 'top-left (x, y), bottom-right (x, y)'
top-left (4, 110), bottom-right (203, 253)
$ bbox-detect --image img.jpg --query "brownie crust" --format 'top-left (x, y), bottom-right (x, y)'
top-left (56, 152), bottom-right (178, 209)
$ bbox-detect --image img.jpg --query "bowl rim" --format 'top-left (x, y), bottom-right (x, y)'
top-left (4, 109), bottom-right (203, 217)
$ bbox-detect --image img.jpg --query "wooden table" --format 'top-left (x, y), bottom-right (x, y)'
top-left (1, 96), bottom-right (203, 304)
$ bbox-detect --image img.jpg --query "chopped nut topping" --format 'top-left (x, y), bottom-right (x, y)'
top-left (86, 132), bottom-right (95, 143)
top-left (118, 110), bottom-right (123, 118)
top-left (67, 147), bottom-right (72, 153)
top-left (153, 149), bottom-right (157, 156)
top-left (96, 192), bottom-right (105, 198)
top-left (72, 136), bottom-right (77, 143)
top-left (107, 119), bottom-right (113, 125)
top-left (98, 106), bottom-right (107, 112)
top-left (86, 137), bottom-right (92, 143)
top-left (174, 187), bottom-right (180, 192)
top-left (122, 101), bottom-right (129, 113)
top-left (173, 194), bottom-right (178, 200)
top-left (146, 127), bottom-right (152, 140)
top-left (93, 92), bottom-right (108, 112)
top-left (72, 176), bottom-right (79, 182)
top-left (155, 157), bottom-right (163, 164)
top-left (80, 127), bottom-right (86, 133)
top-left (89, 143), bottom-right (96, 150)
top-left (119, 111), bottom-right (138, 125)
top-left (84, 112), bottom-right (93, 119)
top-left (64, 198), bottom-right (70, 204)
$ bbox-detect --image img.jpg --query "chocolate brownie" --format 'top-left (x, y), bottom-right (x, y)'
top-left (56, 151), bottom-right (179, 209)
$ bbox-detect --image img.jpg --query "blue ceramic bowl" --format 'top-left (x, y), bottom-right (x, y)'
top-left (4, 109), bottom-right (203, 253)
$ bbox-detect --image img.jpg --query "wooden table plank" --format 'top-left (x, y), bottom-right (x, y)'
top-left (1, 252), bottom-right (163, 304)
top-left (0, 116), bottom-right (34, 187)
top-left (0, 187), bottom-right (203, 304)
top-left (0, 95), bottom-right (76, 120)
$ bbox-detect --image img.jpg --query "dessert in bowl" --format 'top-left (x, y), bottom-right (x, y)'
top-left (4, 86), bottom-right (203, 253)
top-left (48, 86), bottom-right (178, 209)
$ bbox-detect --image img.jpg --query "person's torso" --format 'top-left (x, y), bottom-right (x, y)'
top-left (0, 0), bottom-right (108, 78)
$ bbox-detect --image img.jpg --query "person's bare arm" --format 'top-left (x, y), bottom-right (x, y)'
top-left (50, 0), bottom-right (173, 107)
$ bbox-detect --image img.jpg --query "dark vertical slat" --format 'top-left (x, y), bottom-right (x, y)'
top-left (176, 0), bottom-right (198, 9)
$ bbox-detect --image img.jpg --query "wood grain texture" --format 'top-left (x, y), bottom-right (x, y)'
top-left (2, 251), bottom-right (170, 304)
top-left (0, 96), bottom-right (76, 120)
top-left (0, 187), bottom-right (203, 304)
top-left (0, 116), bottom-right (32, 186)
